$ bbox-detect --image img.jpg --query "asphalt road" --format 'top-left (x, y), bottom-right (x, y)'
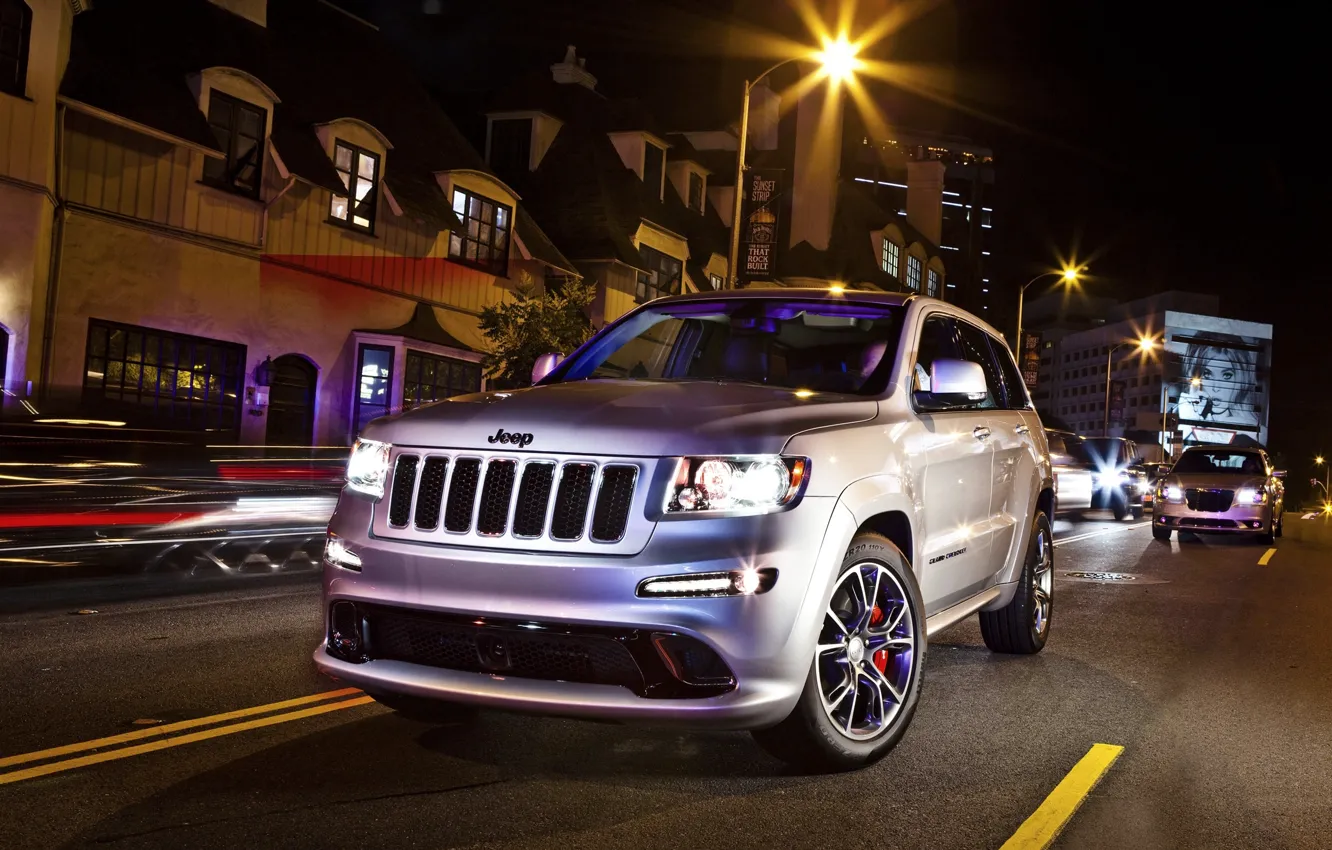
top-left (2, 513), bottom-right (1330, 849)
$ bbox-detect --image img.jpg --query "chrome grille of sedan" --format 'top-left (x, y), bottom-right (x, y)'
top-left (385, 453), bottom-right (640, 545)
top-left (1185, 488), bottom-right (1235, 513)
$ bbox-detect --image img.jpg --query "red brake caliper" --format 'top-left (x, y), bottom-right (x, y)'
top-left (869, 605), bottom-right (890, 673)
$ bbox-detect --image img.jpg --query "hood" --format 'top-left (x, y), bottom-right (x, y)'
top-left (361, 379), bottom-right (879, 458)
top-left (1166, 472), bottom-right (1268, 492)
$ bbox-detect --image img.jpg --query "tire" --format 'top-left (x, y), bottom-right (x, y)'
top-left (368, 691), bottom-right (477, 724)
top-left (1111, 495), bottom-right (1129, 521)
top-left (751, 532), bottom-right (925, 772)
top-left (1131, 505), bottom-right (1145, 521)
top-left (980, 512), bottom-right (1054, 655)
top-left (1152, 524), bottom-right (1172, 542)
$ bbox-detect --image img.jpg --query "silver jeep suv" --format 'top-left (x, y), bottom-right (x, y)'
top-left (315, 289), bottom-right (1055, 771)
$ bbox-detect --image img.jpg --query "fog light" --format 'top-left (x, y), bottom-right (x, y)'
top-left (637, 568), bottom-right (777, 598)
top-left (324, 535), bottom-right (361, 571)
top-left (328, 601), bottom-right (366, 662)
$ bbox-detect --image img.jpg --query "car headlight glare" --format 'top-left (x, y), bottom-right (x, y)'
top-left (667, 456), bottom-right (807, 514)
top-left (324, 535), bottom-right (362, 571)
top-left (346, 438), bottom-right (392, 499)
top-left (1162, 485), bottom-right (1184, 503)
top-left (1238, 487), bottom-right (1267, 505)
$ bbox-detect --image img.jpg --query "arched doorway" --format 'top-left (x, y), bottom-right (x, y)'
top-left (265, 354), bottom-right (316, 445)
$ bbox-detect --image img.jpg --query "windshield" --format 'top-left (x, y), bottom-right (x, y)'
top-left (546, 298), bottom-right (904, 395)
top-left (1173, 449), bottom-right (1265, 475)
top-left (1061, 435), bottom-right (1095, 465)
top-left (1084, 438), bottom-right (1129, 467)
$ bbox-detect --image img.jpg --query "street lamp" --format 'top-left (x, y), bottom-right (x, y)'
top-left (726, 37), bottom-right (861, 289)
top-left (1317, 456), bottom-right (1330, 506)
top-left (1014, 266), bottom-right (1081, 352)
top-left (1102, 335), bottom-right (1156, 437)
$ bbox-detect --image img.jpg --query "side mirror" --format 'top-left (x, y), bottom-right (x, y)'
top-left (531, 352), bottom-right (563, 385)
top-left (915, 359), bottom-right (988, 410)
top-left (1273, 469), bottom-right (1287, 480)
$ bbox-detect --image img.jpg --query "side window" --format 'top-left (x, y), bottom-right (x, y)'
top-left (912, 315), bottom-right (960, 393)
top-left (1047, 434), bottom-right (1066, 455)
top-left (986, 334), bottom-right (1031, 410)
top-left (954, 321), bottom-right (1001, 410)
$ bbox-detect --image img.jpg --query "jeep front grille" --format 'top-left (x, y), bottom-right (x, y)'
top-left (385, 453), bottom-right (640, 545)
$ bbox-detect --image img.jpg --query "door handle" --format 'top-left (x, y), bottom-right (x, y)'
top-left (1015, 424), bottom-right (1030, 434)
top-left (973, 426), bottom-right (991, 441)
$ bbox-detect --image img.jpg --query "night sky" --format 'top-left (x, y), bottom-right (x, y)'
top-left (369, 0), bottom-right (1326, 498)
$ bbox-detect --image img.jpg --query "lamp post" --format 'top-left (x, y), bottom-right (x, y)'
top-left (1102, 336), bottom-right (1156, 437)
top-left (1317, 456), bottom-right (1330, 506)
top-left (1015, 266), bottom-right (1081, 352)
top-left (726, 38), bottom-right (860, 289)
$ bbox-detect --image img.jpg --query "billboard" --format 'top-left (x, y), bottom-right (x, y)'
top-left (1163, 311), bottom-right (1272, 447)
top-left (1020, 331), bottom-right (1042, 388)
top-left (739, 169), bottom-right (784, 282)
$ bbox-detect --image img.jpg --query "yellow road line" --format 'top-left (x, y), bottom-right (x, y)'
top-left (0, 695), bottom-right (375, 787)
top-left (0, 688), bottom-right (361, 770)
top-left (1258, 548), bottom-right (1277, 566)
top-left (1000, 743), bottom-right (1125, 850)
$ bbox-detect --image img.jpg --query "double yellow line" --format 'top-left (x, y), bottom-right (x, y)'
top-left (0, 688), bottom-right (373, 787)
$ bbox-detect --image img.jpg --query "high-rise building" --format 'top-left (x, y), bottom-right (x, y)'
top-left (846, 129), bottom-right (995, 314)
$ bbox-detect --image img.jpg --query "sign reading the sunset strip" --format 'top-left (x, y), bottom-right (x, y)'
top-left (741, 169), bottom-right (783, 281)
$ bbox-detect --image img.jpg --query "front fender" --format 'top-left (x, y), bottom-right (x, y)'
top-left (836, 474), bottom-right (919, 571)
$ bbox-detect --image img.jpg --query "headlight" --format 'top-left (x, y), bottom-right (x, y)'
top-left (666, 456), bottom-right (808, 514)
top-left (346, 438), bottom-right (392, 499)
top-left (1237, 488), bottom-right (1267, 504)
top-left (1161, 485), bottom-right (1184, 503)
top-left (1095, 470), bottom-right (1130, 489)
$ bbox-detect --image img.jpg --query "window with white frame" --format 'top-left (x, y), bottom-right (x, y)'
top-left (202, 91), bottom-right (266, 198)
top-left (635, 244), bottom-right (682, 303)
top-left (688, 172), bottom-right (704, 212)
top-left (927, 268), bottom-right (940, 298)
top-left (881, 239), bottom-right (900, 277)
top-left (449, 188), bottom-right (512, 275)
top-left (906, 255), bottom-right (922, 291)
top-left (329, 141), bottom-right (380, 231)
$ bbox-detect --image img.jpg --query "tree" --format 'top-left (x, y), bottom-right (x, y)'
top-left (478, 271), bottom-right (596, 389)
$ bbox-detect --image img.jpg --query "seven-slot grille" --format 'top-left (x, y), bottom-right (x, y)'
top-left (387, 453), bottom-right (639, 544)
top-left (1186, 488), bottom-right (1235, 513)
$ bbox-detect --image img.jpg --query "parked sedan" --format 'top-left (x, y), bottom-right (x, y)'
top-left (1047, 429), bottom-right (1094, 516)
top-left (1153, 446), bottom-right (1285, 543)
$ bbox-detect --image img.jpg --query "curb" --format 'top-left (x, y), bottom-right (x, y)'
top-left (1283, 513), bottom-right (1332, 547)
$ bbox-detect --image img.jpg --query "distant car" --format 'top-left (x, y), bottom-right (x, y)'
top-left (1084, 437), bottom-right (1149, 521)
top-left (1154, 446), bottom-right (1285, 543)
top-left (1046, 429), bottom-right (1094, 516)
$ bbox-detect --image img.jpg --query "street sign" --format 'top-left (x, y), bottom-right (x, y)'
top-left (739, 169), bottom-right (784, 282)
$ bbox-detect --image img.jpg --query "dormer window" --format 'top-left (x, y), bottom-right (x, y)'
top-left (643, 142), bottom-right (664, 198)
top-left (0, 0), bottom-right (32, 98)
top-left (881, 239), bottom-right (900, 277)
top-left (489, 118), bottom-right (532, 178)
top-left (688, 172), bottom-right (704, 212)
top-left (329, 141), bottom-right (379, 232)
top-left (449, 188), bottom-right (511, 275)
top-left (202, 91), bottom-right (266, 198)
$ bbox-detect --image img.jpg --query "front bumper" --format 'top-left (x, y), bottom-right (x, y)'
top-left (313, 492), bottom-right (854, 729)
top-left (1154, 500), bottom-right (1270, 533)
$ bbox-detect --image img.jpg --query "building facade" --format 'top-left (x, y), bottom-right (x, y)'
top-left (1026, 290), bottom-right (1273, 455)
top-left (0, 0), bottom-right (576, 445)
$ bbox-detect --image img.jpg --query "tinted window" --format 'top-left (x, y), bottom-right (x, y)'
top-left (955, 322), bottom-right (1001, 410)
top-left (1046, 433), bottom-right (1066, 455)
top-left (1174, 449), bottom-right (1264, 474)
top-left (912, 315), bottom-right (961, 393)
top-left (987, 335), bottom-right (1031, 410)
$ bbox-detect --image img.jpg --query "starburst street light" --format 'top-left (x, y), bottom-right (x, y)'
top-left (1102, 335), bottom-right (1159, 437)
top-left (1015, 265), bottom-right (1083, 352)
top-left (725, 35), bottom-right (862, 289)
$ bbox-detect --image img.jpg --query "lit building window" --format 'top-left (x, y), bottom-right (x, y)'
top-left (404, 350), bottom-right (482, 409)
top-left (202, 91), bottom-right (266, 198)
top-left (881, 239), bottom-right (900, 277)
top-left (635, 244), bottom-right (682, 303)
top-left (329, 141), bottom-right (380, 231)
top-left (449, 188), bottom-right (512, 275)
top-left (906, 255), bottom-right (922, 292)
top-left (927, 268), bottom-right (941, 298)
top-left (709, 272), bottom-right (724, 290)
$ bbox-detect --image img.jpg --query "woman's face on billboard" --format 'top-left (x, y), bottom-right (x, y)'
top-left (1182, 347), bottom-right (1246, 419)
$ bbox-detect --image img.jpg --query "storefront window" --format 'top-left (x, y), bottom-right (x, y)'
top-left (354, 344), bottom-right (393, 435)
